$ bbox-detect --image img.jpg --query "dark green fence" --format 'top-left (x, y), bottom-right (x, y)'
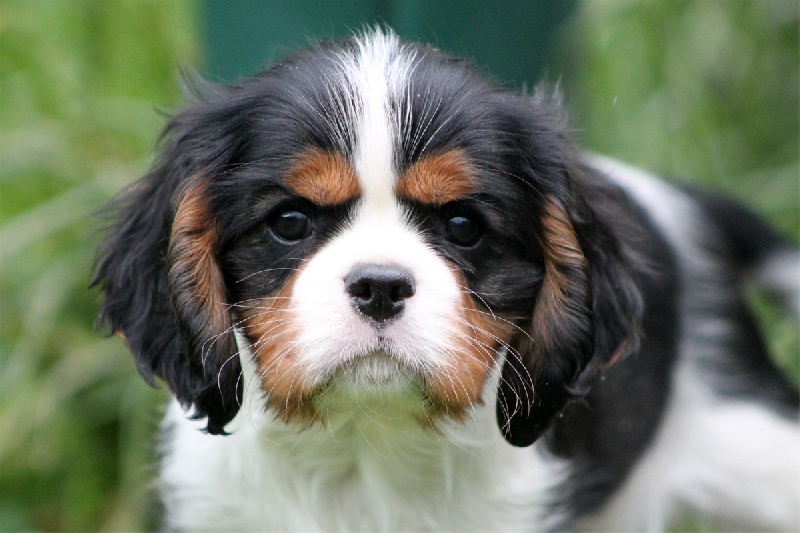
top-left (202, 0), bottom-right (576, 86)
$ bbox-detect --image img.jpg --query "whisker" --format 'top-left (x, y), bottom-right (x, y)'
top-left (235, 266), bottom-right (303, 284)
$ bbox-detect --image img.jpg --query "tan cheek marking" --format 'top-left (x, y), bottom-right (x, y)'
top-left (396, 149), bottom-right (475, 206)
top-left (170, 180), bottom-right (229, 335)
top-left (284, 149), bottom-right (360, 206)
top-left (425, 269), bottom-right (515, 418)
top-left (239, 273), bottom-right (318, 422)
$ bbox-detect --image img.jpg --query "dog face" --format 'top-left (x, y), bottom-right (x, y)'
top-left (93, 30), bottom-right (642, 446)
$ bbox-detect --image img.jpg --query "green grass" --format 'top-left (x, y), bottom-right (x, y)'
top-left (0, 0), bottom-right (796, 530)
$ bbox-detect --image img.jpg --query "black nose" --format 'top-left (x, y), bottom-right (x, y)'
top-left (344, 264), bottom-right (415, 322)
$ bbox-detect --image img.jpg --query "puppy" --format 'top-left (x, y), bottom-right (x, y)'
top-left (93, 30), bottom-right (800, 531)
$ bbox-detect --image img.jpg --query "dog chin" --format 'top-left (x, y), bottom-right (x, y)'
top-left (312, 351), bottom-right (429, 414)
top-left (331, 351), bottom-right (420, 392)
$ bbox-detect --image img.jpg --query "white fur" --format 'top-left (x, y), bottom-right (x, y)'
top-left (585, 155), bottom-right (800, 531)
top-left (578, 361), bottom-right (800, 531)
top-left (756, 250), bottom-right (800, 318)
top-left (290, 209), bottom-right (464, 386)
top-left (160, 335), bottom-right (555, 532)
top-left (348, 29), bottom-right (412, 205)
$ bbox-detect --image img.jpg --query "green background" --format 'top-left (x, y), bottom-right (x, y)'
top-left (1, 1), bottom-right (797, 530)
top-left (201, 0), bottom-right (576, 84)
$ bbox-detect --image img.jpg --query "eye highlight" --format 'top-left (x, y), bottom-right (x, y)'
top-left (446, 214), bottom-right (482, 247)
top-left (269, 209), bottom-right (313, 243)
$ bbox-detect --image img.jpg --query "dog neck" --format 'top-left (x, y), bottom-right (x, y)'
top-left (233, 328), bottom-right (510, 459)
top-left (158, 331), bottom-right (554, 531)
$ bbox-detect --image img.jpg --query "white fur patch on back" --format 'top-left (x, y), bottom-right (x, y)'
top-left (756, 250), bottom-right (800, 317)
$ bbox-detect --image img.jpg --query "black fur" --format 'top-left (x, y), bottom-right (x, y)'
top-left (546, 195), bottom-right (680, 522)
top-left (495, 159), bottom-right (646, 447)
top-left (684, 187), bottom-right (795, 272)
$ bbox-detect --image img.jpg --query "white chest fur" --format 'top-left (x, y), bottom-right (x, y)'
top-left (159, 353), bottom-right (557, 532)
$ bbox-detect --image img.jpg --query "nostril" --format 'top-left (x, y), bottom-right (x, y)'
top-left (348, 280), bottom-right (373, 300)
top-left (344, 263), bottom-right (415, 322)
top-left (390, 278), bottom-right (414, 302)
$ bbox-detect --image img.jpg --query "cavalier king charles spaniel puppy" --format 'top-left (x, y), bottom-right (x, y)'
top-left (93, 29), bottom-right (799, 531)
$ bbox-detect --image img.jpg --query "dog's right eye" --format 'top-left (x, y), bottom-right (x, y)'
top-left (446, 215), bottom-right (482, 247)
top-left (269, 210), bottom-right (313, 243)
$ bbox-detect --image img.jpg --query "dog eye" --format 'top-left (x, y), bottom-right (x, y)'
top-left (446, 215), bottom-right (482, 247)
top-left (269, 210), bottom-right (312, 242)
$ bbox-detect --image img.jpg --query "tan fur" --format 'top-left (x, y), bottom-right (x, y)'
top-left (533, 196), bottom-right (591, 357)
top-left (396, 150), bottom-right (475, 206)
top-left (169, 179), bottom-right (231, 339)
top-left (284, 149), bottom-right (361, 206)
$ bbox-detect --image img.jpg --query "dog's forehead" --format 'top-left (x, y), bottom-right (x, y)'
top-left (274, 31), bottom-right (483, 208)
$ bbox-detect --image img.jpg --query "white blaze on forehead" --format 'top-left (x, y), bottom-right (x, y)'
top-left (348, 29), bottom-right (416, 211)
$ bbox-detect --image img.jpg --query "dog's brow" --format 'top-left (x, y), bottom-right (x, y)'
top-left (284, 149), bottom-right (361, 206)
top-left (396, 149), bottom-right (475, 206)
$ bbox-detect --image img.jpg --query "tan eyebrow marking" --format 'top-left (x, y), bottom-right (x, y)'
top-left (395, 149), bottom-right (475, 206)
top-left (284, 149), bottom-right (361, 206)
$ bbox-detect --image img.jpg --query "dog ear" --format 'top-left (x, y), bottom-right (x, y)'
top-left (496, 170), bottom-right (643, 447)
top-left (92, 93), bottom-right (243, 434)
top-left (166, 177), bottom-right (241, 433)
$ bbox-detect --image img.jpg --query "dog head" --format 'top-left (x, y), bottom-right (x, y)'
top-left (93, 30), bottom-right (642, 446)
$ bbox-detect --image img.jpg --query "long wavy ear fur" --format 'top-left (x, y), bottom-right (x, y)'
top-left (92, 87), bottom-right (244, 434)
top-left (497, 94), bottom-right (643, 447)
top-left (497, 184), bottom-right (643, 447)
top-left (167, 178), bottom-right (240, 433)
top-left (497, 195), bottom-right (594, 446)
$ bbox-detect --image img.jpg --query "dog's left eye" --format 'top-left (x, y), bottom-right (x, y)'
top-left (446, 215), bottom-right (482, 247)
top-left (269, 210), bottom-right (313, 242)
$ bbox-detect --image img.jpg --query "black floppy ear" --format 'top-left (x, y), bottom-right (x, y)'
top-left (92, 94), bottom-right (243, 434)
top-left (497, 174), bottom-right (643, 447)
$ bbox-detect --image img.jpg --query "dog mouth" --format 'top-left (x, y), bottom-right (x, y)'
top-left (327, 350), bottom-right (420, 393)
top-left (308, 351), bottom-right (433, 418)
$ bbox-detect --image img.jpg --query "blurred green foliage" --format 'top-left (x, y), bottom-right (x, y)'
top-left (0, 0), bottom-right (796, 531)
top-left (563, 0), bottom-right (799, 384)
top-left (1, 1), bottom-right (197, 530)
top-left (565, 0), bottom-right (798, 237)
